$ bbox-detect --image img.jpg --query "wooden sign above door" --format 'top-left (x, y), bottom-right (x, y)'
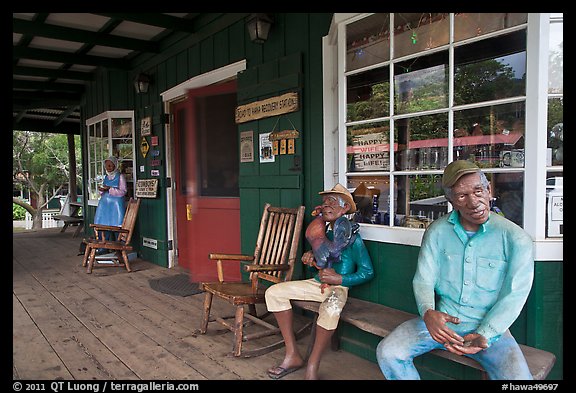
top-left (235, 92), bottom-right (299, 124)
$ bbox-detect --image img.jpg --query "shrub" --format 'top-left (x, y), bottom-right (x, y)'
top-left (13, 203), bottom-right (27, 220)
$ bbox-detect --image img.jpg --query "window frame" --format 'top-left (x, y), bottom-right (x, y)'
top-left (323, 13), bottom-right (562, 260)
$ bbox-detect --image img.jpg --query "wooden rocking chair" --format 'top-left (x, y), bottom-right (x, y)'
top-left (82, 198), bottom-right (141, 274)
top-left (199, 203), bottom-right (306, 357)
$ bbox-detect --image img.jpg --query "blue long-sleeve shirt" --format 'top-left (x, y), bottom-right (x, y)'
top-left (413, 210), bottom-right (534, 344)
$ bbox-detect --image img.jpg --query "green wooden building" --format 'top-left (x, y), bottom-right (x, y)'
top-left (73, 13), bottom-right (563, 379)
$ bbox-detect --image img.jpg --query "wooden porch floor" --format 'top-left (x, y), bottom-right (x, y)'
top-left (12, 228), bottom-right (384, 381)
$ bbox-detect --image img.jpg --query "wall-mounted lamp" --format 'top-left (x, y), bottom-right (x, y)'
top-left (246, 13), bottom-right (274, 44)
top-left (134, 72), bottom-right (151, 94)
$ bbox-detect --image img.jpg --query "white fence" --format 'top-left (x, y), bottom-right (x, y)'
top-left (20, 209), bottom-right (63, 230)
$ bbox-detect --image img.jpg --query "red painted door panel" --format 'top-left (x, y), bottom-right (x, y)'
top-left (172, 80), bottom-right (241, 282)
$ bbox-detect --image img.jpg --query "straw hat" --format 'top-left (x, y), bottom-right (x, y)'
top-left (319, 183), bottom-right (357, 213)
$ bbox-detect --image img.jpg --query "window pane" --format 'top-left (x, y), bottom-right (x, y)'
top-left (489, 172), bottom-right (524, 227)
top-left (394, 113), bottom-right (449, 171)
top-left (347, 67), bottom-right (390, 121)
top-left (454, 30), bottom-right (526, 106)
top-left (398, 174), bottom-right (446, 227)
top-left (453, 102), bottom-right (525, 169)
top-left (196, 93), bottom-right (239, 197)
top-left (347, 121), bottom-right (390, 172)
top-left (393, 13), bottom-right (449, 58)
top-left (346, 13), bottom-right (390, 72)
top-left (548, 21), bottom-right (563, 94)
top-left (547, 98), bottom-right (563, 166)
top-left (394, 51), bottom-right (448, 115)
top-left (347, 176), bottom-right (393, 226)
top-left (112, 118), bottom-right (132, 137)
top-left (454, 13), bottom-right (527, 42)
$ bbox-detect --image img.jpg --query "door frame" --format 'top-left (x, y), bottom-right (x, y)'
top-left (161, 60), bottom-right (246, 268)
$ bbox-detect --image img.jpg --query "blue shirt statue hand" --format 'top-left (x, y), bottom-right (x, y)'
top-left (445, 333), bottom-right (488, 355)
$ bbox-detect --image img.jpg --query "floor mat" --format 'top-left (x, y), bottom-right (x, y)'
top-left (148, 274), bottom-right (203, 297)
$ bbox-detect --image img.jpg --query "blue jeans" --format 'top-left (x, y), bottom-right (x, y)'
top-left (376, 317), bottom-right (533, 380)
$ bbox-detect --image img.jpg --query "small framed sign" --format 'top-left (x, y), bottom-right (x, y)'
top-left (135, 178), bottom-right (159, 198)
top-left (141, 116), bottom-right (152, 136)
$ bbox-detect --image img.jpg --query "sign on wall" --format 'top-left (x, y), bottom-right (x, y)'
top-left (240, 130), bottom-right (254, 163)
top-left (141, 116), bottom-right (151, 136)
top-left (135, 178), bottom-right (159, 198)
top-left (235, 92), bottom-right (299, 124)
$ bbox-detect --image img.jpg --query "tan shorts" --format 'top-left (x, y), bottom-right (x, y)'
top-left (264, 278), bottom-right (349, 330)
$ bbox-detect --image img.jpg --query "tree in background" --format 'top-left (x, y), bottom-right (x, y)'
top-left (13, 130), bottom-right (82, 229)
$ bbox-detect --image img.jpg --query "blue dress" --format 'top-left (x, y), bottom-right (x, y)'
top-left (94, 172), bottom-right (126, 227)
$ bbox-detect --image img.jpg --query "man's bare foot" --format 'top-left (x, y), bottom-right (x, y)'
top-left (304, 364), bottom-right (319, 380)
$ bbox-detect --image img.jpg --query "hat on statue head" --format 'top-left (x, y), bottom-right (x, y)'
top-left (319, 183), bottom-right (356, 213)
top-left (442, 160), bottom-right (480, 188)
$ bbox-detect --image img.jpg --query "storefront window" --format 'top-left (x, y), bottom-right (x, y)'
top-left (342, 13), bottom-right (531, 231)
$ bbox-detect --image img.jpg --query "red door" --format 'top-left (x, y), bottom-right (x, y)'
top-left (172, 80), bottom-right (241, 282)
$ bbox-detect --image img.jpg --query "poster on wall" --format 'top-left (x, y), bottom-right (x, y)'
top-left (240, 130), bottom-right (254, 163)
top-left (259, 132), bottom-right (275, 163)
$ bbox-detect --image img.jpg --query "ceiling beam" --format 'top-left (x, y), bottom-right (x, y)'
top-left (13, 91), bottom-right (83, 108)
top-left (13, 66), bottom-right (94, 81)
top-left (13, 80), bottom-right (85, 93)
top-left (13, 118), bottom-right (81, 135)
top-left (54, 105), bottom-right (80, 126)
top-left (94, 13), bottom-right (199, 33)
top-left (14, 18), bottom-right (160, 53)
top-left (13, 46), bottom-right (129, 69)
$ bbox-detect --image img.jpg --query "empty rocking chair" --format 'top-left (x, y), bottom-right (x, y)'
top-left (199, 203), bottom-right (306, 357)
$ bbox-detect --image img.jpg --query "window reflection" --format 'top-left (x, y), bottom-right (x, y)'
top-left (453, 103), bottom-right (525, 168)
top-left (547, 98), bottom-right (563, 166)
top-left (489, 172), bottom-right (524, 227)
top-left (347, 67), bottom-right (390, 122)
top-left (398, 174), bottom-right (446, 227)
top-left (348, 176), bottom-right (394, 226)
top-left (454, 13), bottom-right (527, 42)
top-left (347, 122), bottom-right (390, 172)
top-left (394, 113), bottom-right (448, 171)
top-left (394, 51), bottom-right (448, 115)
top-left (346, 13), bottom-right (390, 72)
top-left (394, 13), bottom-right (449, 58)
top-left (454, 30), bottom-right (526, 106)
top-left (548, 21), bottom-right (563, 94)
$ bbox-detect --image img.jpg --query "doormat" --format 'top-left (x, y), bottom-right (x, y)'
top-left (148, 274), bottom-right (203, 297)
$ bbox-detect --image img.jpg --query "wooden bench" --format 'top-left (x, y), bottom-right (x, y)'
top-left (292, 297), bottom-right (556, 380)
top-left (54, 201), bottom-right (84, 237)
